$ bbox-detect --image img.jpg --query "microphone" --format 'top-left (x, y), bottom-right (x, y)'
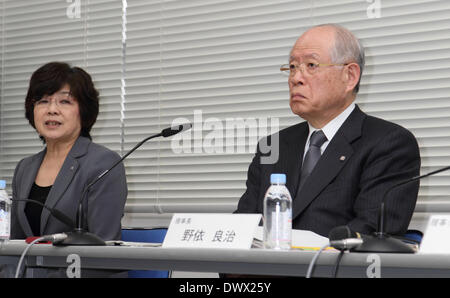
top-left (43, 233), bottom-right (68, 242)
top-left (330, 238), bottom-right (364, 250)
top-left (328, 225), bottom-right (360, 241)
top-left (351, 165), bottom-right (450, 253)
top-left (328, 225), bottom-right (364, 250)
top-left (161, 123), bottom-right (192, 137)
top-left (54, 123), bottom-right (192, 246)
top-left (15, 199), bottom-right (75, 229)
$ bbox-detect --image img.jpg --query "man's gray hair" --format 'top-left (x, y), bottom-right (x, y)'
top-left (314, 24), bottom-right (365, 94)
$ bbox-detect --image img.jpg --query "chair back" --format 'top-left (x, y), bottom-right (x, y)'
top-left (121, 228), bottom-right (169, 278)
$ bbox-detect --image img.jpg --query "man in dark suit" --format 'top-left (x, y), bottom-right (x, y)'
top-left (235, 24), bottom-right (421, 237)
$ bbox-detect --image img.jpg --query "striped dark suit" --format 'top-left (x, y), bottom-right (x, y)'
top-left (236, 105), bottom-right (421, 237)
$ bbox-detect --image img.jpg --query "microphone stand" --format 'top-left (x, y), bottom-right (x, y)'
top-left (55, 124), bottom-right (191, 246)
top-left (353, 166), bottom-right (450, 253)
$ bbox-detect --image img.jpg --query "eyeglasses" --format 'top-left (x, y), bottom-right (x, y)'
top-left (34, 92), bottom-right (76, 109)
top-left (280, 62), bottom-right (349, 76)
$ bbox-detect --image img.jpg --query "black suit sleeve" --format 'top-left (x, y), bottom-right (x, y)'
top-left (235, 143), bottom-right (264, 214)
top-left (348, 127), bottom-right (421, 235)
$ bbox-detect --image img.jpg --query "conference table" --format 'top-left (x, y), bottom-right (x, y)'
top-left (1, 240), bottom-right (450, 278)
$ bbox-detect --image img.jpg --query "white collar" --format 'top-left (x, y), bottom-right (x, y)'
top-left (307, 103), bottom-right (356, 143)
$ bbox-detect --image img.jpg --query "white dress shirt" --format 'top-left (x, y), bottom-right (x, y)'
top-left (303, 103), bottom-right (356, 160)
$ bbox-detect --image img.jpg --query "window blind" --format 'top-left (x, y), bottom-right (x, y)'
top-left (122, 0), bottom-right (450, 230)
top-left (0, 0), bottom-right (123, 193)
top-left (1, 0), bottom-right (449, 232)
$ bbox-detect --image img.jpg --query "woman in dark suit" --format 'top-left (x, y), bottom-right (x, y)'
top-left (11, 62), bottom-right (128, 241)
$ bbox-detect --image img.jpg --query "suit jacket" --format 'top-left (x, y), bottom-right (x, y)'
top-left (11, 136), bottom-right (128, 240)
top-left (236, 105), bottom-right (421, 237)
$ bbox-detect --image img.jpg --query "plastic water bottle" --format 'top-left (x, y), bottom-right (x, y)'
top-left (263, 173), bottom-right (292, 250)
top-left (0, 180), bottom-right (11, 241)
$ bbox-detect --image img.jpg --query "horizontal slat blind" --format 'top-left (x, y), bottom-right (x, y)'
top-left (83, 0), bottom-right (123, 152)
top-left (123, 0), bottom-right (450, 230)
top-left (0, 0), bottom-right (123, 186)
top-left (124, 0), bottom-right (300, 217)
top-left (1, 0), bottom-right (449, 231)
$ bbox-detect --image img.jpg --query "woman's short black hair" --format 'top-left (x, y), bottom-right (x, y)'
top-left (25, 62), bottom-right (99, 141)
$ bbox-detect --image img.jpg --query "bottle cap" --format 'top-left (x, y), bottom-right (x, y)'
top-left (0, 180), bottom-right (5, 189)
top-left (270, 173), bottom-right (286, 184)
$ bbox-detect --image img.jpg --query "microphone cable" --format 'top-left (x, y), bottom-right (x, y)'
top-left (305, 243), bottom-right (329, 278)
top-left (15, 233), bottom-right (68, 278)
top-left (306, 237), bottom-right (364, 278)
top-left (332, 250), bottom-right (345, 278)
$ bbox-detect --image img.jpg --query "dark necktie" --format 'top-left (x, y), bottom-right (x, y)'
top-left (298, 130), bottom-right (327, 193)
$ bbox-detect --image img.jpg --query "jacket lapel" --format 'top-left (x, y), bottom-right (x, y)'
top-left (278, 123), bottom-right (309, 198)
top-left (40, 137), bottom-right (89, 234)
top-left (17, 150), bottom-right (46, 237)
top-left (292, 105), bottom-right (366, 220)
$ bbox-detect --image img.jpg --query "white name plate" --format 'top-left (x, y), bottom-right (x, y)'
top-left (420, 214), bottom-right (450, 254)
top-left (162, 213), bottom-right (262, 249)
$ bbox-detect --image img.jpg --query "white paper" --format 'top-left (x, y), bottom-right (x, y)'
top-left (419, 214), bottom-right (450, 254)
top-left (254, 226), bottom-right (329, 249)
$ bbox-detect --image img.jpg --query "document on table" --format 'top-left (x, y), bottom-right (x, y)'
top-left (253, 226), bottom-right (332, 250)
